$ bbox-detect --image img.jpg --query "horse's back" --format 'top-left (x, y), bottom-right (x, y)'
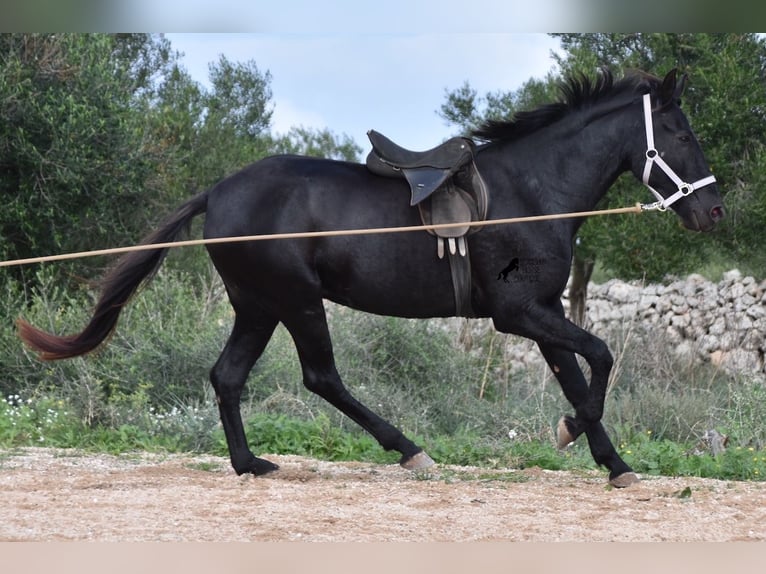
top-left (202, 154), bottom-right (457, 318)
top-left (204, 155), bottom-right (371, 232)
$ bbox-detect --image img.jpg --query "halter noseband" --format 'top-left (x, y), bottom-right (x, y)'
top-left (641, 93), bottom-right (717, 211)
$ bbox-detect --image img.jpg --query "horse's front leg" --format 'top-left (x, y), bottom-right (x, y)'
top-left (498, 301), bottom-right (612, 425)
top-left (537, 344), bottom-right (638, 487)
top-left (494, 301), bottom-right (637, 486)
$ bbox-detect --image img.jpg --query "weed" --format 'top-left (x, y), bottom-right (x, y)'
top-left (3, 268), bottom-right (766, 482)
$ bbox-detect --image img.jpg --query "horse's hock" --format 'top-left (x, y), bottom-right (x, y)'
top-left (448, 269), bottom-right (766, 377)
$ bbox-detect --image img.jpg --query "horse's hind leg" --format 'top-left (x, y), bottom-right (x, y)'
top-left (283, 303), bottom-right (433, 469)
top-left (538, 344), bottom-right (638, 487)
top-left (211, 311), bottom-right (280, 475)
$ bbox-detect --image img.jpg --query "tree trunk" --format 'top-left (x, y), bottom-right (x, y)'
top-left (569, 250), bottom-right (595, 328)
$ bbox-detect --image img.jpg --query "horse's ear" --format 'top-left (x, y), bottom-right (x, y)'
top-left (658, 68), bottom-right (686, 107)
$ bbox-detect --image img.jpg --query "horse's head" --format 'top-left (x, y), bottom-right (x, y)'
top-left (632, 69), bottom-right (724, 232)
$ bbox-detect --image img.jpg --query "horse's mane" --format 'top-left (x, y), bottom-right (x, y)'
top-left (472, 69), bottom-right (658, 143)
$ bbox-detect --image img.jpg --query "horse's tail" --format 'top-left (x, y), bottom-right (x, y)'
top-left (17, 190), bottom-right (210, 360)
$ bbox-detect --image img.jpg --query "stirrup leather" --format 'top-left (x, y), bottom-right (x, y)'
top-left (365, 130), bottom-right (490, 317)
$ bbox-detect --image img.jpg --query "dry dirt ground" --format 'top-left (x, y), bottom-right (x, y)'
top-left (2, 447), bottom-right (766, 542)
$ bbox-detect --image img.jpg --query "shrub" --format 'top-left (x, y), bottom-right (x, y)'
top-left (1, 267), bottom-right (228, 427)
top-left (716, 378), bottom-right (766, 450)
top-left (4, 267), bottom-right (766, 481)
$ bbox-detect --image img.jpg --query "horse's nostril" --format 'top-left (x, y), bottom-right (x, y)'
top-left (710, 205), bottom-right (725, 221)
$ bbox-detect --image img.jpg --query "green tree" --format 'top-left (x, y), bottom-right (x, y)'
top-left (0, 34), bottom-right (178, 281)
top-left (552, 33), bottom-right (766, 279)
top-left (188, 55), bottom-right (275, 185)
top-left (268, 126), bottom-right (361, 161)
top-left (440, 33), bottom-right (766, 281)
top-left (439, 75), bottom-right (559, 135)
top-left (149, 54), bottom-right (361, 196)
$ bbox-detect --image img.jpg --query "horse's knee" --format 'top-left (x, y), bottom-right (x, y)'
top-left (210, 367), bottom-right (244, 405)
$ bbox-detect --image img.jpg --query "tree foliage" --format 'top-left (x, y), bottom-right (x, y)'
top-left (440, 33), bottom-right (766, 281)
top-left (0, 34), bottom-right (361, 284)
top-left (267, 126), bottom-right (361, 161)
top-left (438, 75), bottom-right (559, 135)
top-left (0, 34), bottom-right (162, 274)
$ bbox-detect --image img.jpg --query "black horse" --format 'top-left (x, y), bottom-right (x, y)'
top-left (18, 69), bottom-right (723, 487)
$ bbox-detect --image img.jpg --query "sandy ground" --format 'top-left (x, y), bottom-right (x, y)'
top-left (2, 447), bottom-right (766, 542)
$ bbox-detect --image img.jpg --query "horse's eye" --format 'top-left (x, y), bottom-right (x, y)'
top-left (678, 133), bottom-right (691, 144)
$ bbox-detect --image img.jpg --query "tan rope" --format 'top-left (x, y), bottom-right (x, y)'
top-left (0, 203), bottom-right (644, 268)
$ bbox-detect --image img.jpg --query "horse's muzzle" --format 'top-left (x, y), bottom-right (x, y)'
top-left (685, 204), bottom-right (724, 232)
top-left (710, 205), bottom-right (725, 223)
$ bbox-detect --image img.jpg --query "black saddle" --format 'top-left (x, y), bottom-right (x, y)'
top-left (366, 130), bottom-right (476, 206)
top-left (365, 130), bottom-right (490, 317)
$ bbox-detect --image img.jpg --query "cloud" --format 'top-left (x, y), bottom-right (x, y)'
top-left (166, 33), bottom-right (561, 150)
top-left (270, 100), bottom-right (328, 135)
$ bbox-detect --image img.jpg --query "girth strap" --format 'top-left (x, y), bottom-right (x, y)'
top-left (365, 130), bottom-right (488, 318)
top-left (447, 247), bottom-right (475, 318)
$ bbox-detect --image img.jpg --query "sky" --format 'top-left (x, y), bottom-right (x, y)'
top-left (164, 32), bottom-right (562, 152)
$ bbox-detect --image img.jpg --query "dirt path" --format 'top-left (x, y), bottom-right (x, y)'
top-left (1, 447), bottom-right (765, 542)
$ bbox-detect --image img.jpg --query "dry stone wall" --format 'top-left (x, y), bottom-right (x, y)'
top-left (574, 269), bottom-right (766, 375)
top-left (437, 269), bottom-right (766, 378)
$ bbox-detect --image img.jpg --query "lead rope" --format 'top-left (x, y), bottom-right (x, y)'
top-left (0, 204), bottom-right (650, 269)
top-left (6, 93), bottom-right (723, 269)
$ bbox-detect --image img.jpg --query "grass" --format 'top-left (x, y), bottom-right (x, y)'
top-left (2, 391), bottom-right (765, 481)
top-left (616, 429), bottom-right (766, 481)
top-left (2, 267), bottom-right (766, 482)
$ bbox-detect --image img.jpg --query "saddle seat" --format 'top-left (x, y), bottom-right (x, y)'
top-left (366, 130), bottom-right (479, 207)
top-left (367, 129), bottom-right (475, 171)
top-left (365, 130), bottom-right (490, 317)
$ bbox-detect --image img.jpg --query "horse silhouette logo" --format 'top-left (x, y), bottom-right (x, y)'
top-left (497, 257), bottom-right (520, 282)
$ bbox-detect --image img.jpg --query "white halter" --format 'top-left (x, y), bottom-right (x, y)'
top-left (641, 93), bottom-right (717, 211)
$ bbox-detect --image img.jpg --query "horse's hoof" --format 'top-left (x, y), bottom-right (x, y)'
top-left (401, 451), bottom-right (435, 471)
top-left (253, 461), bottom-right (280, 476)
top-left (556, 416), bottom-right (576, 449)
top-left (242, 457), bottom-right (279, 476)
top-left (609, 472), bottom-right (640, 488)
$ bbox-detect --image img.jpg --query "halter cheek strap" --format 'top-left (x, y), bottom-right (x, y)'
top-left (641, 93), bottom-right (717, 211)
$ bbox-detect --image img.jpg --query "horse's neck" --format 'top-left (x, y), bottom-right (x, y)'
top-left (485, 113), bottom-right (635, 213)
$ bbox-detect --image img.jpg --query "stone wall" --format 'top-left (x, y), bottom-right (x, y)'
top-left (439, 269), bottom-right (766, 378)
top-left (572, 269), bottom-right (766, 375)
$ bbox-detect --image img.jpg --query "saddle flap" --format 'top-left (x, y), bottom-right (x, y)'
top-left (419, 184), bottom-right (474, 237)
top-left (402, 167), bottom-right (454, 206)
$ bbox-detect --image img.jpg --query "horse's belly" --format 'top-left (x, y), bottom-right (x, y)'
top-left (316, 234), bottom-right (458, 318)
